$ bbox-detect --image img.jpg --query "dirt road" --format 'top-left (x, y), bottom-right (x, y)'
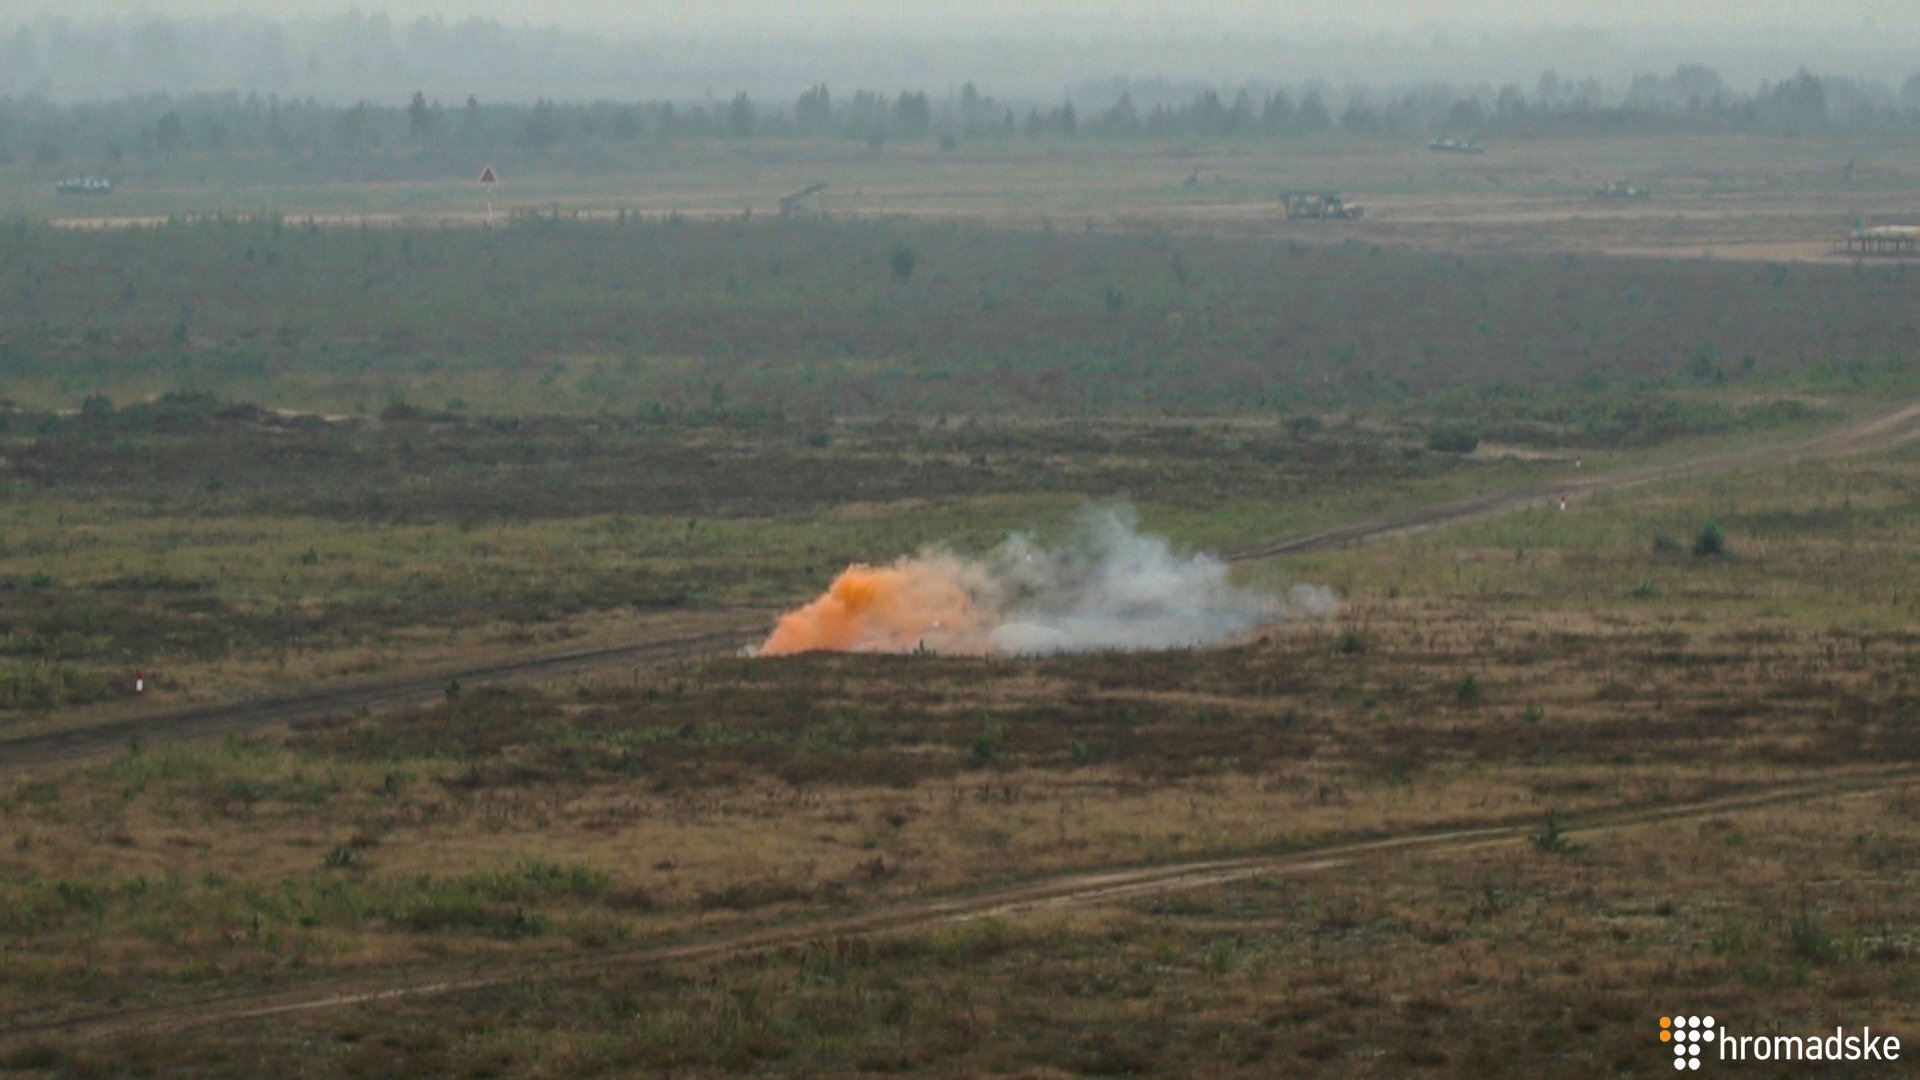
top-left (0, 625), bottom-right (767, 772)
top-left (1, 396), bottom-right (1913, 775)
top-left (8, 765), bottom-right (1912, 1044)
top-left (1227, 395), bottom-right (1920, 561)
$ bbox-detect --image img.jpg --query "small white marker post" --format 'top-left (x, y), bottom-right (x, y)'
top-left (478, 165), bottom-right (499, 226)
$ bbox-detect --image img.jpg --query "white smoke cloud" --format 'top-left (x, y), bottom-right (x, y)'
top-left (985, 505), bottom-right (1324, 653)
top-left (759, 503), bottom-right (1337, 657)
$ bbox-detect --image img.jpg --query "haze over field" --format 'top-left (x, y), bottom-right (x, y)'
top-left (3, 5), bottom-right (1918, 103)
top-left (23, 0), bottom-right (1920, 27)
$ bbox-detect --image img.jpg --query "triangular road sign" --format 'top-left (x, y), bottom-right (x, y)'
top-left (478, 166), bottom-right (498, 185)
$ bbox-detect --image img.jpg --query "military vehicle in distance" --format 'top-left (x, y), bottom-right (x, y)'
top-left (1281, 191), bottom-right (1364, 220)
top-left (55, 176), bottom-right (114, 195)
top-left (779, 182), bottom-right (827, 217)
top-left (1591, 181), bottom-right (1652, 199)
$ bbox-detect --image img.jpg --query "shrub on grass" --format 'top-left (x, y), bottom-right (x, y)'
top-left (1692, 521), bottom-right (1726, 557)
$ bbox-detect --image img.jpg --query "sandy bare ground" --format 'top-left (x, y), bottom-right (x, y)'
top-left (51, 188), bottom-right (1920, 265)
top-left (1, 396), bottom-right (1914, 777)
top-left (6, 764), bottom-right (1912, 1045)
top-left (1149, 191), bottom-right (1920, 264)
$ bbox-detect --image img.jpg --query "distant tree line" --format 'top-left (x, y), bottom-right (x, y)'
top-left (5, 65), bottom-right (1919, 168)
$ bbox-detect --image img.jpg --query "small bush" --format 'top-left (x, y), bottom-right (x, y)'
top-left (1532, 811), bottom-right (1574, 854)
top-left (1692, 521), bottom-right (1727, 557)
top-left (970, 733), bottom-right (998, 764)
top-left (887, 241), bottom-right (916, 281)
top-left (1454, 674), bottom-right (1480, 703)
top-left (1333, 631), bottom-right (1368, 655)
top-left (970, 719), bottom-right (1004, 765)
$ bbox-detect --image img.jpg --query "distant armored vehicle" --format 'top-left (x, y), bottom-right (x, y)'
top-left (56, 176), bottom-right (113, 195)
top-left (779, 182), bottom-right (827, 217)
top-left (1281, 191), bottom-right (1364, 220)
top-left (1846, 225), bottom-right (1920, 256)
top-left (1427, 136), bottom-right (1484, 154)
top-left (1591, 181), bottom-right (1652, 200)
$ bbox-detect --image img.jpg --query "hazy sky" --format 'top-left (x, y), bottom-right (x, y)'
top-left (25, 0), bottom-right (1920, 30)
top-left (12, 0), bottom-right (1915, 103)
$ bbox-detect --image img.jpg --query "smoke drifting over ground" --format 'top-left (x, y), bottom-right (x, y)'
top-left (758, 506), bottom-right (1334, 657)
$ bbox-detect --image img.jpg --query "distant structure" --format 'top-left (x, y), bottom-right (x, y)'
top-left (1846, 225), bottom-right (1920, 256)
top-left (1591, 181), bottom-right (1652, 200)
top-left (55, 176), bottom-right (113, 195)
top-left (779, 182), bottom-right (827, 217)
top-left (1281, 191), bottom-right (1364, 220)
top-left (1427, 136), bottom-right (1484, 154)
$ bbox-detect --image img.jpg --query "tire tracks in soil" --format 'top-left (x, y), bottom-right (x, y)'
top-left (8, 766), bottom-right (1913, 1044)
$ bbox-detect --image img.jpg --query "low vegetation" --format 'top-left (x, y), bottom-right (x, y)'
top-left (1, 163), bottom-right (1913, 1075)
top-left (0, 447), bottom-right (1914, 1076)
top-left (1, 216), bottom-right (1911, 419)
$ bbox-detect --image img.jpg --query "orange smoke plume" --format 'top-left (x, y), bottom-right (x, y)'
top-left (756, 506), bottom-right (1332, 658)
top-left (758, 556), bottom-right (992, 656)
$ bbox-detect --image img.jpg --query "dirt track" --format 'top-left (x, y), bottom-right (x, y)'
top-left (8, 765), bottom-right (1913, 1044)
top-left (53, 186), bottom-right (1920, 267)
top-left (1226, 395), bottom-right (1920, 561)
top-left (0, 625), bottom-right (767, 772)
top-left (0, 397), bottom-right (1914, 776)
